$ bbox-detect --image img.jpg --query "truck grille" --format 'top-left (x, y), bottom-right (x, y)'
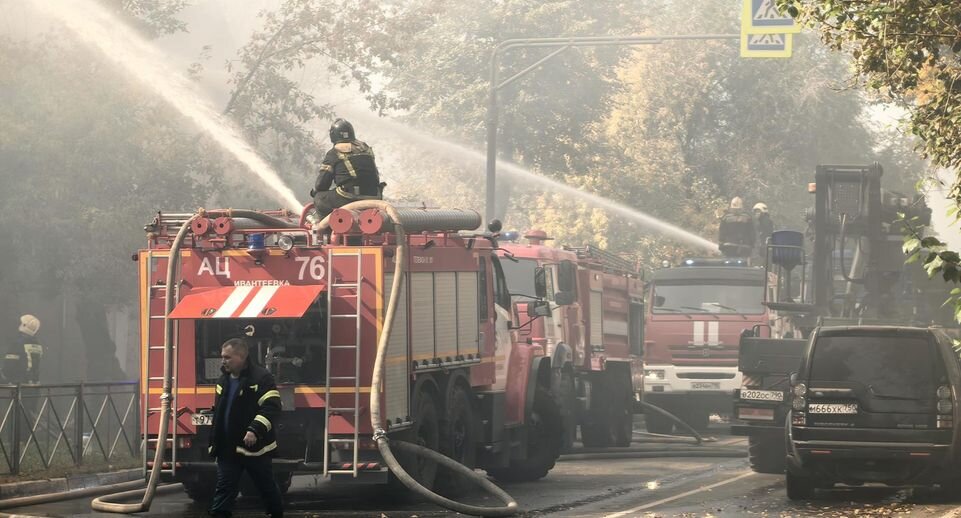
top-left (668, 344), bottom-right (738, 366)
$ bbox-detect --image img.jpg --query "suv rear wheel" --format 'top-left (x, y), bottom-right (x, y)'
top-left (785, 472), bottom-right (815, 500)
top-left (748, 435), bottom-right (785, 474)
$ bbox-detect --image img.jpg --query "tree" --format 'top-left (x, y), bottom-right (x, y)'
top-left (221, 0), bottom-right (920, 271)
top-left (0, 32), bottom-right (222, 380)
top-left (221, 0), bottom-right (657, 216)
top-left (537, 2), bottom-right (888, 266)
top-left (778, 1), bottom-right (961, 319)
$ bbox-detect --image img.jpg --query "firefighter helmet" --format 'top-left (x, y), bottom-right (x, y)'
top-left (730, 197), bottom-right (744, 210)
top-left (753, 202), bottom-right (769, 214)
top-left (329, 118), bottom-right (355, 144)
top-left (19, 315), bottom-right (40, 337)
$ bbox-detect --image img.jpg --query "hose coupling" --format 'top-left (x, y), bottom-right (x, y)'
top-left (159, 392), bottom-right (172, 402)
top-left (372, 428), bottom-right (388, 442)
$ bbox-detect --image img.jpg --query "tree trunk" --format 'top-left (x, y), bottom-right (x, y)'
top-left (75, 296), bottom-right (125, 381)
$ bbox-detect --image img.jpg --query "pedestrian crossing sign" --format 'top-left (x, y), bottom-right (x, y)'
top-left (741, 0), bottom-right (801, 34)
top-left (740, 32), bottom-right (793, 58)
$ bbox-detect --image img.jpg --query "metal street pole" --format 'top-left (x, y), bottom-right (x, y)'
top-left (485, 34), bottom-right (740, 224)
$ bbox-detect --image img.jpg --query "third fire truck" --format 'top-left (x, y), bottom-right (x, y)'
top-left (642, 258), bottom-right (768, 433)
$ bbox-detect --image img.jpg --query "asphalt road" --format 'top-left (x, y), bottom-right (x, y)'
top-left (6, 426), bottom-right (961, 517)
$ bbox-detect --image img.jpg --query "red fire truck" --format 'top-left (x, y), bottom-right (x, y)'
top-left (499, 231), bottom-right (645, 448)
top-left (642, 258), bottom-right (768, 433)
top-left (137, 207), bottom-right (563, 500)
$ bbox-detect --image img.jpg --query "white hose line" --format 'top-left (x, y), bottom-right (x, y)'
top-left (92, 213), bottom-right (199, 512)
top-left (0, 480), bottom-right (143, 510)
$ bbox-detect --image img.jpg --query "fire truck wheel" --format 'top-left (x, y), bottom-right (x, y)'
top-left (748, 435), bottom-right (785, 474)
top-left (436, 383), bottom-right (477, 495)
top-left (582, 377), bottom-right (632, 447)
top-left (611, 389), bottom-right (634, 447)
top-left (486, 387), bottom-right (562, 483)
top-left (389, 388), bottom-right (441, 493)
top-left (553, 368), bottom-right (577, 453)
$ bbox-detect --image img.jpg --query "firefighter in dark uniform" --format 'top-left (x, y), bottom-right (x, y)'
top-left (4, 315), bottom-right (42, 384)
top-left (717, 197), bottom-right (755, 257)
top-left (309, 118), bottom-right (382, 221)
top-left (208, 337), bottom-right (283, 518)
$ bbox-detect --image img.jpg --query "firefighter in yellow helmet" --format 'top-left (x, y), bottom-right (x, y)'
top-left (718, 197), bottom-right (755, 257)
top-left (4, 315), bottom-right (43, 384)
top-left (753, 202), bottom-right (774, 249)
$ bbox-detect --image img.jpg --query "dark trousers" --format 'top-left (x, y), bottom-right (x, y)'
top-left (209, 453), bottom-right (283, 517)
top-left (313, 190), bottom-right (352, 221)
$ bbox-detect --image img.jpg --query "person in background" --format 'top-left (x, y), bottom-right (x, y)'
top-left (4, 315), bottom-right (42, 384)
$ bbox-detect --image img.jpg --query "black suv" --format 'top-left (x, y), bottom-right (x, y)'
top-left (786, 326), bottom-right (961, 499)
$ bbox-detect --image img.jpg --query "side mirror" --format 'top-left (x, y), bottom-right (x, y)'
top-left (530, 299), bottom-right (551, 318)
top-left (534, 267), bottom-right (547, 299)
top-left (654, 295), bottom-right (665, 307)
top-left (558, 260), bottom-right (577, 294)
top-left (554, 291), bottom-right (576, 306)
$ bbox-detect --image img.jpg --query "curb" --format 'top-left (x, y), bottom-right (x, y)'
top-left (0, 468), bottom-right (141, 501)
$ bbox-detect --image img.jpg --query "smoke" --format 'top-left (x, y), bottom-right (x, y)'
top-left (27, 0), bottom-right (302, 211)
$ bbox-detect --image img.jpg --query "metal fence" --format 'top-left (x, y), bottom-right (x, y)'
top-left (0, 381), bottom-right (139, 475)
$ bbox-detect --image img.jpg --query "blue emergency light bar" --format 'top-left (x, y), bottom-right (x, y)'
top-left (679, 257), bottom-right (749, 267)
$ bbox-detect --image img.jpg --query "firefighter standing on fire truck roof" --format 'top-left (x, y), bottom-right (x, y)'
top-left (309, 118), bottom-right (382, 221)
top-left (717, 197), bottom-right (755, 257)
top-left (753, 202), bottom-right (774, 247)
top-left (4, 315), bottom-right (42, 384)
top-left (208, 338), bottom-right (283, 518)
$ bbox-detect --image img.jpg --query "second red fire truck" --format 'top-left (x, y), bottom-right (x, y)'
top-left (498, 231), bottom-right (645, 448)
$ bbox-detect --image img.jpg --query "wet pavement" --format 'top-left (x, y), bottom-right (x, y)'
top-left (4, 426), bottom-right (961, 517)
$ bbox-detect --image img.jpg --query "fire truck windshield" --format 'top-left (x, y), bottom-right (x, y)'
top-left (194, 297), bottom-right (328, 384)
top-left (653, 281), bottom-right (764, 315)
top-left (499, 257), bottom-right (538, 300)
